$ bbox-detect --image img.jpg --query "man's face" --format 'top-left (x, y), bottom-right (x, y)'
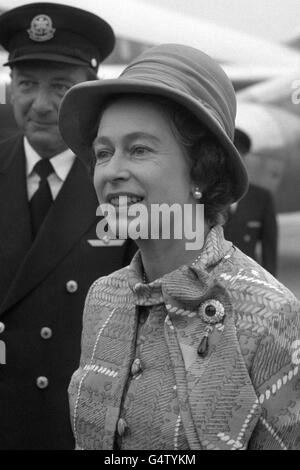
top-left (10, 62), bottom-right (89, 158)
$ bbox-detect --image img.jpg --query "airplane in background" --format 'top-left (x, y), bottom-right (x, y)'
top-left (1, 0), bottom-right (300, 213)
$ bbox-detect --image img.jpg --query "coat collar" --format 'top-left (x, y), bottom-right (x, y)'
top-left (127, 225), bottom-right (233, 307)
top-left (0, 154), bottom-right (98, 315)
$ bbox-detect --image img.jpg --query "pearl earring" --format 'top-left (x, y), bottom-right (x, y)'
top-left (192, 187), bottom-right (202, 200)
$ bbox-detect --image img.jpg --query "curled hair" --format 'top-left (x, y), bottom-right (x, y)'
top-left (166, 100), bottom-right (235, 225)
top-left (147, 96), bottom-right (235, 225)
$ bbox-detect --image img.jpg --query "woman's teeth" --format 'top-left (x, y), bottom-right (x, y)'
top-left (109, 196), bottom-right (143, 206)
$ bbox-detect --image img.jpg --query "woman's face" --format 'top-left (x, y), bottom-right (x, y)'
top-left (93, 96), bottom-right (196, 238)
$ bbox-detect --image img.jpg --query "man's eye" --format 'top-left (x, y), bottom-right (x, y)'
top-left (19, 80), bottom-right (35, 90)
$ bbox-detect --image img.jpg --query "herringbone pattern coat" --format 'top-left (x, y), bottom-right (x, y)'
top-left (69, 226), bottom-right (300, 450)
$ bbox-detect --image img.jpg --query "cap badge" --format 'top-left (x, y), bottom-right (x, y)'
top-left (27, 14), bottom-right (56, 42)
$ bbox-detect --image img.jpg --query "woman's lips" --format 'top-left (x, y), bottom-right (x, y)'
top-left (107, 195), bottom-right (144, 207)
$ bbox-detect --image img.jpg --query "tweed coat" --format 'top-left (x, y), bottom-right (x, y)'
top-left (0, 135), bottom-right (134, 449)
top-left (224, 184), bottom-right (278, 276)
top-left (69, 225), bottom-right (300, 450)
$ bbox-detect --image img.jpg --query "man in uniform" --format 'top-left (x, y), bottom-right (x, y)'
top-left (224, 129), bottom-right (278, 276)
top-left (0, 3), bottom-right (134, 449)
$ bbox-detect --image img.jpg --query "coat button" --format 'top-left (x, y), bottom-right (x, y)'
top-left (131, 358), bottom-right (142, 378)
top-left (40, 327), bottom-right (52, 340)
top-left (117, 418), bottom-right (128, 437)
top-left (36, 376), bottom-right (49, 389)
top-left (66, 280), bottom-right (78, 293)
top-left (243, 234), bottom-right (251, 242)
top-left (0, 322), bottom-right (5, 334)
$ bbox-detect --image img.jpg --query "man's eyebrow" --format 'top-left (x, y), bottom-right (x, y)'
top-left (14, 71), bottom-right (35, 79)
top-left (15, 70), bottom-right (74, 81)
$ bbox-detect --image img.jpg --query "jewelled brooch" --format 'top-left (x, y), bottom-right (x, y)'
top-left (197, 299), bottom-right (225, 358)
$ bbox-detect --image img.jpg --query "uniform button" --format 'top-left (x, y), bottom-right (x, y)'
top-left (131, 358), bottom-right (142, 377)
top-left (40, 327), bottom-right (52, 340)
top-left (66, 280), bottom-right (78, 293)
top-left (102, 235), bottom-right (110, 245)
top-left (117, 418), bottom-right (128, 437)
top-left (91, 57), bottom-right (97, 68)
top-left (243, 235), bottom-right (251, 243)
top-left (0, 322), bottom-right (5, 334)
top-left (36, 376), bottom-right (49, 389)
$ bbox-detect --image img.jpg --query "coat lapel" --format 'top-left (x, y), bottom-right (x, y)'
top-left (162, 261), bottom-right (261, 450)
top-left (0, 157), bottom-right (98, 315)
top-left (0, 136), bottom-right (32, 307)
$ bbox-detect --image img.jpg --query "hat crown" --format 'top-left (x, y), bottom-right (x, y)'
top-left (120, 44), bottom-right (236, 139)
top-left (0, 2), bottom-right (115, 68)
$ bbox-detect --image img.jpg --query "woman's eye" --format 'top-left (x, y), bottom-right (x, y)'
top-left (131, 146), bottom-right (150, 156)
top-left (95, 149), bottom-right (113, 163)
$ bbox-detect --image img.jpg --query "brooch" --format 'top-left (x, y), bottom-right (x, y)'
top-left (197, 299), bottom-right (225, 358)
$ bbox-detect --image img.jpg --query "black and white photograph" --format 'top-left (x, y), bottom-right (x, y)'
top-left (0, 0), bottom-right (299, 452)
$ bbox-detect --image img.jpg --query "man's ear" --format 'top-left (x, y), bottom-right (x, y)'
top-left (9, 70), bottom-right (15, 105)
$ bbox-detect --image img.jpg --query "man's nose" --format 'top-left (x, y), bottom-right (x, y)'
top-left (31, 88), bottom-right (54, 114)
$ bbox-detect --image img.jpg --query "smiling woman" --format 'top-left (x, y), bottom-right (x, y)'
top-left (59, 43), bottom-right (300, 450)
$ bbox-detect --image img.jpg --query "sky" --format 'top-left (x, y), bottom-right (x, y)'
top-left (1, 0), bottom-right (300, 43)
top-left (141, 0), bottom-right (300, 43)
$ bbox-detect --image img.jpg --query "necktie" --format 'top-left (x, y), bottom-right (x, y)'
top-left (30, 159), bottom-right (54, 237)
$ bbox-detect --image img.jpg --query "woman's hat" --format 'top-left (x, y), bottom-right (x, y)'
top-left (234, 129), bottom-right (252, 155)
top-left (59, 43), bottom-right (249, 201)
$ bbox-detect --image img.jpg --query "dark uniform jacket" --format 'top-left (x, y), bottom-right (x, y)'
top-left (0, 135), bottom-right (134, 450)
top-left (224, 184), bottom-right (278, 276)
top-left (0, 104), bottom-right (18, 140)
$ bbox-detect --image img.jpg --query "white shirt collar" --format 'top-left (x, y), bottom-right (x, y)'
top-left (24, 137), bottom-right (75, 182)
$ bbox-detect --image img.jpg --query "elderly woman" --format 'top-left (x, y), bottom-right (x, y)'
top-left (59, 44), bottom-right (300, 450)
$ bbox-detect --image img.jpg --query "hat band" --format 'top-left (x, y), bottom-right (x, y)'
top-left (122, 59), bottom-right (235, 138)
top-left (9, 43), bottom-right (96, 66)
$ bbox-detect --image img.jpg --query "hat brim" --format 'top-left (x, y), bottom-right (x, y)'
top-left (4, 53), bottom-right (91, 67)
top-left (59, 79), bottom-right (249, 201)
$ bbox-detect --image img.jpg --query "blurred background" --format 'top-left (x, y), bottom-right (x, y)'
top-left (1, 0), bottom-right (300, 296)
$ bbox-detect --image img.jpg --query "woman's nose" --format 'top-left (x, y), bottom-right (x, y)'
top-left (101, 151), bottom-right (131, 182)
